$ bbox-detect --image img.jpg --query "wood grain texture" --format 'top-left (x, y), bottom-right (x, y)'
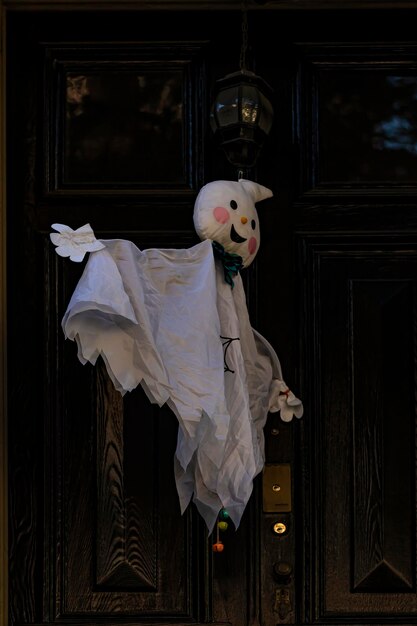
top-left (55, 269), bottom-right (202, 617)
top-left (7, 29), bottom-right (43, 622)
top-left (9, 7), bottom-right (417, 626)
top-left (352, 281), bottom-right (414, 591)
top-left (96, 361), bottom-right (156, 589)
top-left (302, 238), bottom-right (417, 619)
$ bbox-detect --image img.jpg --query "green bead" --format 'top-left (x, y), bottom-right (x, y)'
top-left (219, 509), bottom-right (229, 521)
top-left (218, 521), bottom-right (228, 531)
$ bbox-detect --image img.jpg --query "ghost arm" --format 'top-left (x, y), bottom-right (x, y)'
top-left (252, 328), bottom-right (303, 422)
top-left (62, 245), bottom-right (172, 404)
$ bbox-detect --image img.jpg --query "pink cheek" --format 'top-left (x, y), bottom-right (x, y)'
top-left (213, 206), bottom-right (230, 224)
top-left (248, 237), bottom-right (257, 256)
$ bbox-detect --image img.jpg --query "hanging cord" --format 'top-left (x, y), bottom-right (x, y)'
top-left (239, 0), bottom-right (249, 72)
top-left (238, 1), bottom-right (250, 181)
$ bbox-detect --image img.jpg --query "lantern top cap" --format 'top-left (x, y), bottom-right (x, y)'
top-left (214, 69), bottom-right (273, 95)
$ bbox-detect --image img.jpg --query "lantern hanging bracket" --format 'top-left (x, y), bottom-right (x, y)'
top-left (239, 0), bottom-right (249, 73)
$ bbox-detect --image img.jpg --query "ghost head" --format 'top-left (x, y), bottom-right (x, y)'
top-left (193, 179), bottom-right (273, 268)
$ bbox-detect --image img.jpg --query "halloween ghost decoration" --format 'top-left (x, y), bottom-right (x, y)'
top-left (193, 178), bottom-right (265, 266)
top-left (50, 179), bottom-right (303, 533)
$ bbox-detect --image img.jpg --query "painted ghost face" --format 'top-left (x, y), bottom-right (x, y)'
top-left (193, 179), bottom-right (273, 268)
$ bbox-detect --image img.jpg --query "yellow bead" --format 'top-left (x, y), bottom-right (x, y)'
top-left (218, 521), bottom-right (228, 531)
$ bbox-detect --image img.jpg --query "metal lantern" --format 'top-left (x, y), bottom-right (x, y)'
top-left (209, 2), bottom-right (274, 170)
top-left (210, 68), bottom-right (274, 169)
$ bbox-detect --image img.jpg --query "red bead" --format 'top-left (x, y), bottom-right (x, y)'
top-left (212, 541), bottom-right (224, 552)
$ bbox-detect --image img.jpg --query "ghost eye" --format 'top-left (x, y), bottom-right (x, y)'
top-left (251, 219), bottom-right (256, 230)
top-left (230, 200), bottom-right (238, 210)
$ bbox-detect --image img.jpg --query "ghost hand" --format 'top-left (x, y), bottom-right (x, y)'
top-left (268, 379), bottom-right (304, 422)
top-left (50, 223), bottom-right (105, 262)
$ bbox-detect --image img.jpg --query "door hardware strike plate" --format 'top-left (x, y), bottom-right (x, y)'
top-left (262, 464), bottom-right (292, 512)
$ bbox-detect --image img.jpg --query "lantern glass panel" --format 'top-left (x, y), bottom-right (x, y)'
top-left (212, 86), bottom-right (239, 127)
top-left (258, 91), bottom-right (274, 134)
top-left (240, 84), bottom-right (260, 124)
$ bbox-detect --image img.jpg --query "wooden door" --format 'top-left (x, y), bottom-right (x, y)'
top-left (6, 4), bottom-right (417, 626)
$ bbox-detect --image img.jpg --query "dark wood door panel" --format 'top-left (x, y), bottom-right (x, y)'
top-left (43, 42), bottom-right (207, 197)
top-left (8, 5), bottom-right (417, 626)
top-left (6, 11), bottom-right (220, 624)
top-left (296, 43), bottom-right (417, 199)
top-left (60, 385), bottom-right (196, 617)
top-left (43, 242), bottom-right (210, 621)
top-left (300, 237), bottom-right (417, 621)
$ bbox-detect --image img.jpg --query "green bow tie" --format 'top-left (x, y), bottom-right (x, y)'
top-left (212, 241), bottom-right (244, 289)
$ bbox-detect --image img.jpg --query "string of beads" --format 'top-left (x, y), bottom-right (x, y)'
top-left (212, 508), bottom-right (230, 552)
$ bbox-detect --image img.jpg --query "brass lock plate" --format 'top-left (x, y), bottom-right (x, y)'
top-left (262, 463), bottom-right (292, 512)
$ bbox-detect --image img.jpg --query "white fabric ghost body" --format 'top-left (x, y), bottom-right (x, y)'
top-left (52, 179), bottom-right (303, 533)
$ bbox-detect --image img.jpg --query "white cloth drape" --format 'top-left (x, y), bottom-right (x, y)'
top-left (62, 237), bottom-right (290, 532)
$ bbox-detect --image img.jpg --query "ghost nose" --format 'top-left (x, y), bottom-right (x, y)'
top-left (241, 216), bottom-right (248, 224)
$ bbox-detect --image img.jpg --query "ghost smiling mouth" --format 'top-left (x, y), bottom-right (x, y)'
top-left (230, 224), bottom-right (247, 244)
